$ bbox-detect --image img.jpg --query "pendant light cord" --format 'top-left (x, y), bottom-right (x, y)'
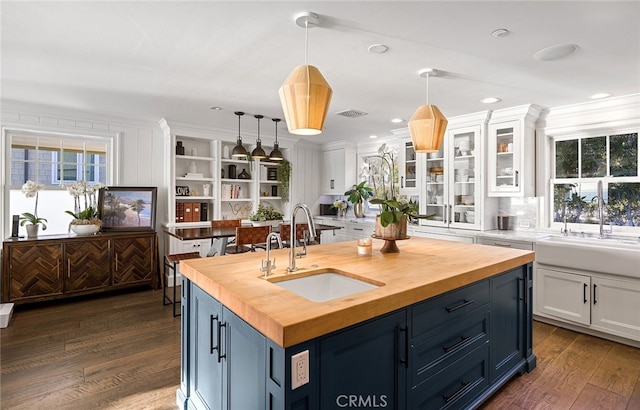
top-left (425, 73), bottom-right (430, 105)
top-left (304, 18), bottom-right (310, 127)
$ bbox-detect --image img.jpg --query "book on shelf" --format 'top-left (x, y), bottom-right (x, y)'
top-left (200, 202), bottom-right (209, 221)
top-left (184, 202), bottom-right (193, 222)
top-left (221, 184), bottom-right (243, 199)
top-left (184, 172), bottom-right (204, 179)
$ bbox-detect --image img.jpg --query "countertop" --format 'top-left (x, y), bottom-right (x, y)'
top-left (180, 237), bottom-right (534, 348)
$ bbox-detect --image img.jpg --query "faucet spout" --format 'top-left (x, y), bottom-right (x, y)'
top-left (287, 203), bottom-right (317, 273)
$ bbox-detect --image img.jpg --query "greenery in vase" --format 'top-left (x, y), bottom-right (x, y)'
top-left (19, 180), bottom-right (47, 230)
top-left (249, 204), bottom-right (284, 221)
top-left (344, 181), bottom-right (373, 205)
top-left (277, 160), bottom-right (291, 202)
top-left (366, 143), bottom-right (431, 227)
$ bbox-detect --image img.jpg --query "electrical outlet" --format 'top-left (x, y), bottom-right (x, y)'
top-left (291, 350), bottom-right (309, 389)
top-left (519, 220), bottom-right (531, 228)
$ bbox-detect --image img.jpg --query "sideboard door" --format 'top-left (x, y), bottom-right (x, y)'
top-left (112, 234), bottom-right (154, 285)
top-left (65, 239), bottom-right (111, 292)
top-left (6, 244), bottom-right (63, 302)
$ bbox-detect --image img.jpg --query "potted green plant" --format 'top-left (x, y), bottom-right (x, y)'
top-left (249, 204), bottom-right (284, 227)
top-left (19, 180), bottom-right (47, 238)
top-left (366, 144), bottom-right (430, 238)
top-left (277, 160), bottom-right (291, 202)
top-left (344, 181), bottom-right (373, 218)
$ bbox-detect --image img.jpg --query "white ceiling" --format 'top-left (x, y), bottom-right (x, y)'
top-left (2, 1), bottom-right (639, 144)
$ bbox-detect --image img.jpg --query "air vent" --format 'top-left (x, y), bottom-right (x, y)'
top-left (334, 109), bottom-right (368, 119)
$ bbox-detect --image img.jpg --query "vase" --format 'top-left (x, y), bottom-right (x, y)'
top-left (374, 215), bottom-right (408, 239)
top-left (353, 202), bottom-right (365, 218)
top-left (26, 224), bottom-right (39, 238)
top-left (71, 224), bottom-right (101, 236)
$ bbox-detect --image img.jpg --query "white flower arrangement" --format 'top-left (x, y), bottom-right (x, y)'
top-left (64, 180), bottom-right (106, 224)
top-left (19, 180), bottom-right (48, 229)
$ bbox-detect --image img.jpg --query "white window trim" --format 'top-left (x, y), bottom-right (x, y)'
top-left (1, 126), bottom-right (121, 238)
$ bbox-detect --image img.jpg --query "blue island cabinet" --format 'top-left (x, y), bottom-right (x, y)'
top-left (178, 263), bottom-right (535, 410)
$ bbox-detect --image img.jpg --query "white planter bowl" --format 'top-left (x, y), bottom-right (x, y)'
top-left (70, 224), bottom-right (100, 236)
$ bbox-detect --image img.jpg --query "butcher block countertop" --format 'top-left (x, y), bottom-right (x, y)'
top-left (180, 237), bottom-right (534, 348)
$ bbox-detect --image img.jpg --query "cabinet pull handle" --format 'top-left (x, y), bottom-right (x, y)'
top-left (353, 228), bottom-right (363, 231)
top-left (593, 284), bottom-right (597, 305)
top-left (115, 254), bottom-right (118, 271)
top-left (445, 299), bottom-right (474, 313)
top-left (401, 176), bottom-right (404, 188)
top-left (583, 283), bottom-right (588, 304)
top-left (515, 170), bottom-right (519, 187)
top-left (398, 326), bottom-right (409, 368)
top-left (443, 335), bottom-right (470, 353)
top-left (518, 277), bottom-right (524, 301)
top-left (493, 242), bottom-right (512, 248)
top-left (210, 314), bottom-right (219, 355)
top-left (217, 321), bottom-right (227, 362)
top-left (330, 179), bottom-right (335, 190)
top-left (67, 259), bottom-right (71, 278)
top-left (443, 381), bottom-right (472, 404)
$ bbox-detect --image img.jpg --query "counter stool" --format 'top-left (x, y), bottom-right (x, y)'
top-left (163, 252), bottom-right (201, 317)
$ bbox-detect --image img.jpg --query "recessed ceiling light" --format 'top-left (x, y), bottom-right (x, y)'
top-left (533, 44), bottom-right (580, 61)
top-left (368, 44), bottom-right (389, 54)
top-left (209, 106), bottom-right (223, 111)
top-left (590, 93), bottom-right (612, 100)
top-left (481, 97), bottom-right (501, 104)
top-left (390, 118), bottom-right (404, 124)
top-left (491, 28), bottom-right (509, 38)
top-left (369, 135), bottom-right (378, 139)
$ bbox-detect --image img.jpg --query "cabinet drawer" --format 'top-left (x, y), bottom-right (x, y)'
top-left (346, 222), bottom-right (374, 237)
top-left (410, 308), bottom-right (489, 389)
top-left (477, 237), bottom-right (533, 251)
top-left (411, 280), bottom-right (490, 338)
top-left (410, 343), bottom-right (489, 410)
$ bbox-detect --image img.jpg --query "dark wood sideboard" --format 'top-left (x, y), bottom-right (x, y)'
top-left (2, 231), bottom-right (159, 304)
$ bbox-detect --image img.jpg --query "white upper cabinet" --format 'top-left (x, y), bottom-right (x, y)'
top-left (421, 111), bottom-right (498, 230)
top-left (321, 143), bottom-right (356, 195)
top-left (487, 105), bottom-right (541, 197)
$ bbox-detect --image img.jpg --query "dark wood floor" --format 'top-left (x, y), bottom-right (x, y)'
top-left (1, 289), bottom-right (639, 409)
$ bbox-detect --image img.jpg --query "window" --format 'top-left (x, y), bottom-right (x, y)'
top-left (551, 132), bottom-right (639, 228)
top-left (7, 131), bottom-right (111, 235)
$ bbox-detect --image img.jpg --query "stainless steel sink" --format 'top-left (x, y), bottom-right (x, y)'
top-left (268, 268), bottom-right (383, 302)
top-left (536, 235), bottom-right (640, 277)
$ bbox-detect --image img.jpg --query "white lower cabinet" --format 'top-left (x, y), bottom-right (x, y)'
top-left (535, 265), bottom-right (640, 343)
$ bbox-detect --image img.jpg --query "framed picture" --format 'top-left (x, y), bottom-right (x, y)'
top-left (98, 187), bottom-right (157, 231)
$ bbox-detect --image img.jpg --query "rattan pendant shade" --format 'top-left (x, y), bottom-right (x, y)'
top-left (408, 104), bottom-right (448, 153)
top-left (279, 65), bottom-right (332, 136)
top-left (408, 68), bottom-right (447, 153)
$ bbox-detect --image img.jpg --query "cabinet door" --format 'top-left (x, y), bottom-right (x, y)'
top-left (448, 125), bottom-right (480, 229)
top-left (591, 276), bottom-right (640, 340)
top-left (535, 267), bottom-right (590, 325)
top-left (399, 140), bottom-right (419, 196)
top-left (223, 307), bottom-right (266, 410)
top-left (189, 284), bottom-right (224, 410)
top-left (488, 120), bottom-right (521, 195)
top-left (112, 235), bottom-right (154, 285)
top-left (64, 240), bottom-right (110, 293)
top-left (8, 244), bottom-right (63, 301)
top-left (322, 149), bottom-right (343, 194)
top-left (490, 267), bottom-right (525, 382)
top-left (319, 310), bottom-right (407, 409)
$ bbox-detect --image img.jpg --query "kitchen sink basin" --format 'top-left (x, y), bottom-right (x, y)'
top-left (268, 269), bottom-right (383, 302)
top-left (536, 235), bottom-right (640, 277)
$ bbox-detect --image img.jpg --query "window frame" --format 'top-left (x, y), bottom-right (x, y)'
top-left (2, 126), bottom-right (120, 237)
top-left (546, 126), bottom-right (640, 233)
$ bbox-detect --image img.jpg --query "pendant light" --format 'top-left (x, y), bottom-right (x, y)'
top-left (408, 68), bottom-right (448, 153)
top-left (279, 11), bottom-right (332, 136)
top-left (231, 111), bottom-right (248, 159)
top-left (251, 115), bottom-right (267, 159)
top-left (269, 118), bottom-right (284, 161)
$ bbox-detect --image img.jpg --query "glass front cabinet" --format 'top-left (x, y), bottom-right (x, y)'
top-left (487, 105), bottom-right (541, 197)
top-left (422, 111), bottom-right (498, 230)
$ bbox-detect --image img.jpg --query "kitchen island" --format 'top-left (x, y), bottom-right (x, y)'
top-left (178, 237), bottom-right (536, 410)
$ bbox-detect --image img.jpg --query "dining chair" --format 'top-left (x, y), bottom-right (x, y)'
top-left (226, 225), bottom-right (271, 254)
top-left (163, 251), bottom-right (201, 317)
top-left (278, 223), bottom-right (310, 248)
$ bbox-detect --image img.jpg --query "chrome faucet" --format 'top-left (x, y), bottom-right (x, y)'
top-left (597, 180), bottom-right (612, 238)
top-left (287, 203), bottom-right (317, 273)
top-left (261, 232), bottom-right (282, 277)
top-left (561, 200), bottom-right (569, 236)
